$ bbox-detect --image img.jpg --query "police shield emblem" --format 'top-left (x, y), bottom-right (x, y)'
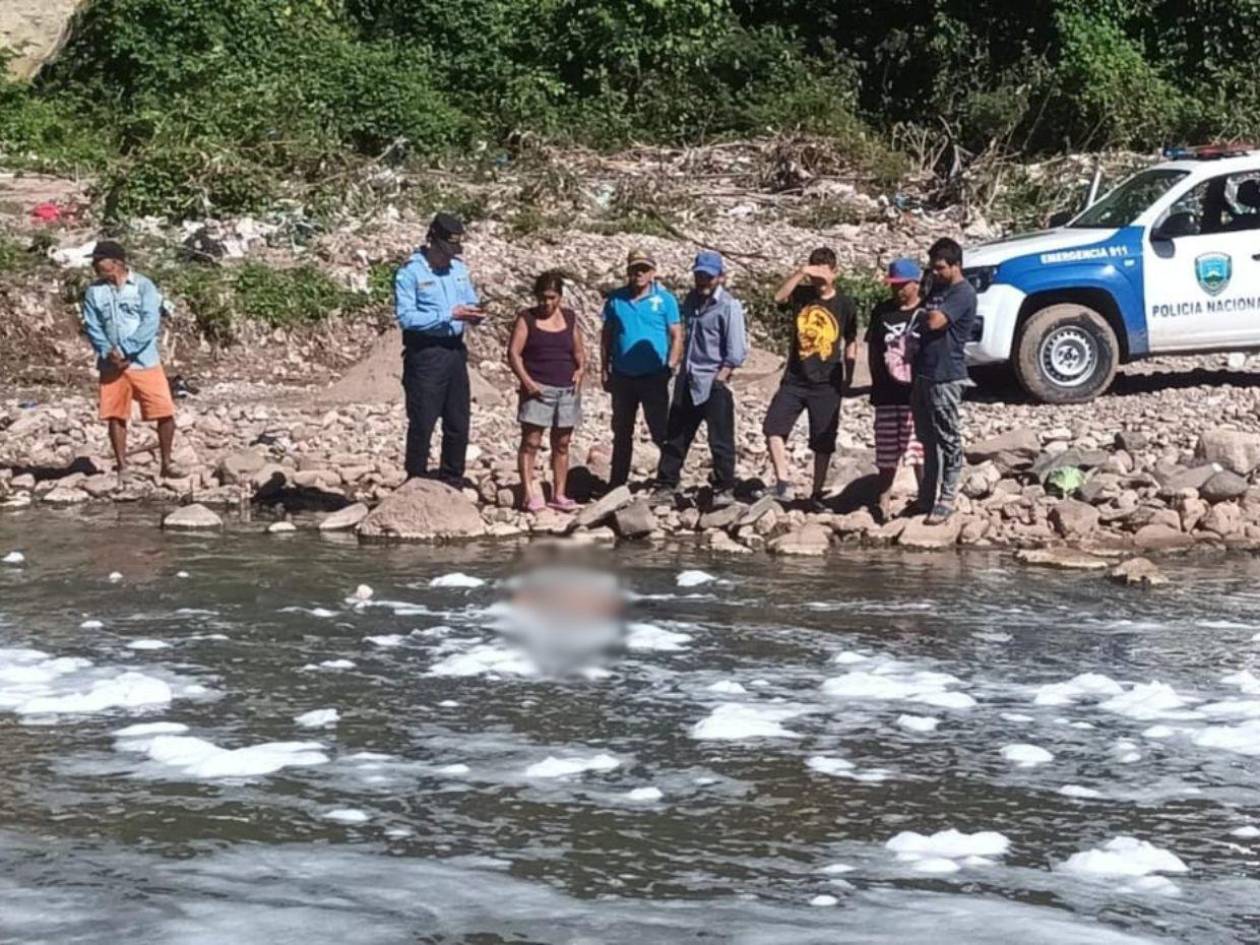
top-left (1196, 253), bottom-right (1232, 296)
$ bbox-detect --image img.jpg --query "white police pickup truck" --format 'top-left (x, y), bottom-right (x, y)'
top-left (964, 145), bottom-right (1260, 403)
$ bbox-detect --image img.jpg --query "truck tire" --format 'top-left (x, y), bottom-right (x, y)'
top-left (1014, 303), bottom-right (1119, 404)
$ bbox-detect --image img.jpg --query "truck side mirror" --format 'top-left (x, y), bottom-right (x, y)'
top-left (1153, 211), bottom-right (1198, 241)
top-left (1047, 210), bottom-right (1073, 228)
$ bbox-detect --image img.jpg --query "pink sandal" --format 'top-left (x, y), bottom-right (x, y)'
top-left (524, 494), bottom-right (547, 513)
top-left (548, 495), bottom-right (578, 512)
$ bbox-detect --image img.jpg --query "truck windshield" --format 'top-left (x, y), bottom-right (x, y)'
top-left (1069, 168), bottom-right (1189, 228)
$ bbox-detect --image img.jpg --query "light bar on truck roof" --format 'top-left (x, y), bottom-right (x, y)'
top-left (1162, 144), bottom-right (1256, 161)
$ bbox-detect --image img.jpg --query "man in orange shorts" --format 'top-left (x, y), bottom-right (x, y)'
top-left (81, 240), bottom-right (183, 484)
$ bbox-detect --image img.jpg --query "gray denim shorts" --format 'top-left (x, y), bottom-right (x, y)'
top-left (518, 384), bottom-right (582, 429)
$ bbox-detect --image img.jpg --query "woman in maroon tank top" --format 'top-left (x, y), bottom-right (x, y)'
top-left (508, 271), bottom-right (586, 512)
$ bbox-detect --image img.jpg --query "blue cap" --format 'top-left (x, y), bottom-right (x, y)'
top-left (693, 250), bottom-right (724, 277)
top-left (885, 258), bottom-right (922, 284)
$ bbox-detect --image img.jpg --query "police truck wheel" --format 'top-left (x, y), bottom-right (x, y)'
top-left (1015, 303), bottom-right (1118, 404)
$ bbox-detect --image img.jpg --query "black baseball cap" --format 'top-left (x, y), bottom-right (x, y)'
top-left (429, 212), bottom-right (465, 241)
top-left (90, 240), bottom-right (127, 262)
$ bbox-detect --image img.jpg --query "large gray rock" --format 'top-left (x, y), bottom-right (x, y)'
top-left (1108, 557), bottom-right (1168, 587)
top-left (1133, 524), bottom-right (1193, 551)
top-left (41, 485), bottom-right (89, 505)
top-left (738, 495), bottom-right (783, 528)
top-left (318, 502), bottom-right (369, 531)
top-left (967, 429), bottom-right (1040, 464)
top-left (1202, 502), bottom-right (1243, 538)
top-left (699, 503), bottom-right (746, 531)
top-left (217, 450), bottom-right (267, 485)
top-left (568, 485), bottom-right (633, 531)
top-left (1200, 470), bottom-right (1249, 504)
top-left (1154, 463), bottom-right (1219, 495)
top-left (357, 479), bottom-right (486, 541)
top-left (898, 516), bottom-right (963, 549)
top-left (768, 523), bottom-right (831, 556)
top-left (613, 500), bottom-right (657, 539)
top-left (1015, 548), bottom-right (1110, 570)
top-left (1196, 428), bottom-right (1260, 475)
top-left (1049, 498), bottom-right (1100, 540)
top-left (163, 503), bottom-right (223, 530)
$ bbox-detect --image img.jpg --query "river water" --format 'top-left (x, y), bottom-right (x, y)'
top-left (1, 507), bottom-right (1258, 944)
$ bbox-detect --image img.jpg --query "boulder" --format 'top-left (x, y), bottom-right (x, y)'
top-left (898, 516), bottom-right (963, 549)
top-left (41, 485), bottom-right (89, 505)
top-left (832, 508), bottom-right (877, 537)
top-left (1049, 498), bottom-right (1100, 540)
top-left (1133, 524), bottom-right (1194, 552)
top-left (768, 523), bottom-right (832, 556)
top-left (738, 495), bottom-right (783, 528)
top-left (613, 500), bottom-right (657, 539)
top-left (1155, 463), bottom-right (1219, 496)
top-left (1078, 473), bottom-right (1121, 505)
top-left (961, 461), bottom-right (1002, 499)
top-left (1200, 470), bottom-right (1249, 504)
top-left (1108, 557), bottom-right (1168, 587)
top-left (1015, 548), bottom-right (1110, 570)
top-left (569, 485), bottom-right (633, 531)
top-left (699, 503), bottom-right (746, 531)
top-left (217, 450), bottom-right (267, 485)
top-left (163, 503), bottom-right (223, 530)
top-left (1196, 428), bottom-right (1260, 475)
top-left (1202, 502), bottom-right (1243, 538)
top-left (1176, 494), bottom-right (1208, 533)
top-left (967, 428), bottom-right (1040, 464)
top-left (318, 502), bottom-right (369, 531)
top-left (268, 521), bottom-right (297, 533)
top-left (707, 531), bottom-right (752, 554)
top-left (357, 478), bottom-right (486, 541)
top-left (1114, 430), bottom-right (1149, 452)
top-left (958, 515), bottom-right (991, 544)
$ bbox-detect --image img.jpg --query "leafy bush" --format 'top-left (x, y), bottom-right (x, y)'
top-left (233, 262), bottom-right (368, 327)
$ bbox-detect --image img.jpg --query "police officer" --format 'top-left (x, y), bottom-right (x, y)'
top-left (394, 213), bottom-right (484, 483)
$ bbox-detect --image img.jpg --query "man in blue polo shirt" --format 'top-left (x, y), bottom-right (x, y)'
top-left (601, 249), bottom-right (683, 488)
top-left (395, 212), bottom-right (485, 483)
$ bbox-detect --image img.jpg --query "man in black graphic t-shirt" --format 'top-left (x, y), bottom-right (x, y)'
top-left (762, 247), bottom-right (857, 506)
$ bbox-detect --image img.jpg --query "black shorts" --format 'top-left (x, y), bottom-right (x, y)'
top-left (762, 382), bottom-right (841, 454)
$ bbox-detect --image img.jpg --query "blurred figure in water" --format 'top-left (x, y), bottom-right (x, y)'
top-left (500, 565), bottom-right (624, 676)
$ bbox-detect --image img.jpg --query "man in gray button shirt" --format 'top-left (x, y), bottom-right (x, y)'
top-left (655, 251), bottom-right (748, 507)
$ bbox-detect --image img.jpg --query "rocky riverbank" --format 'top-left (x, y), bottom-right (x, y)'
top-left (6, 348), bottom-right (1260, 576)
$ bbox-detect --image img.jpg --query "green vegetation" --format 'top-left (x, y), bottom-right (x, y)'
top-left (741, 268), bottom-right (886, 356)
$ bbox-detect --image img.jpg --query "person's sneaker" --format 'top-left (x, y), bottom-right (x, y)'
top-left (901, 500), bottom-right (929, 519)
top-left (548, 495), bottom-right (578, 512)
top-left (709, 489), bottom-right (735, 510)
top-left (523, 494), bottom-right (547, 513)
top-left (924, 504), bottom-right (954, 526)
top-left (772, 481), bottom-right (794, 502)
top-left (649, 485), bottom-right (678, 507)
top-left (161, 463), bottom-right (191, 480)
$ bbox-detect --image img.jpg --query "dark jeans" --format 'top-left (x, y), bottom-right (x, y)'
top-left (911, 377), bottom-right (965, 509)
top-left (402, 333), bottom-right (470, 481)
top-left (657, 380), bottom-right (736, 491)
top-left (609, 370), bottom-right (670, 487)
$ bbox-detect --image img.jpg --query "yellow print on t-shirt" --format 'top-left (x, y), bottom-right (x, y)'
top-left (796, 304), bottom-right (839, 362)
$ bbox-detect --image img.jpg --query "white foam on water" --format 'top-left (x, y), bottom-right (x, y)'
top-left (676, 570), bottom-right (716, 587)
top-left (364, 634), bottom-right (406, 648)
top-left (311, 608), bottom-right (337, 618)
top-left (1033, 673), bottom-right (1124, 706)
top-left (295, 708), bottom-right (339, 729)
top-left (1059, 785), bottom-right (1103, 799)
top-left (1099, 682), bottom-right (1191, 720)
top-left (108, 572), bottom-right (123, 582)
top-left (79, 620), bottom-right (103, 629)
top-left (809, 894), bottom-right (839, 907)
top-left (822, 665), bottom-right (976, 710)
top-left (176, 571), bottom-right (189, 578)
top-left (123, 734), bottom-right (329, 779)
top-left (1222, 670), bottom-right (1260, 694)
top-left (309, 659), bottom-right (356, 671)
top-left (0, 647), bottom-right (185, 717)
top-left (887, 830), bottom-right (1009, 873)
top-left (1231, 825), bottom-right (1260, 839)
top-left (1191, 719), bottom-right (1260, 755)
top-left (1253, 632), bottom-right (1260, 642)
top-left (352, 584), bottom-right (373, 601)
top-left (438, 700), bottom-right (460, 707)
top-left (625, 786), bottom-right (663, 802)
top-left (807, 755), bottom-right (891, 782)
top-left (1000, 744), bottom-right (1054, 767)
top-left (626, 622), bottom-right (692, 652)
top-left (896, 715), bottom-right (940, 733)
top-left (113, 721), bottom-right (188, 737)
top-left (2, 551), bottom-right (24, 565)
top-left (1141, 725), bottom-right (1176, 739)
top-left (1002, 713), bottom-right (1035, 723)
top-left (690, 703), bottom-right (804, 740)
top-left (524, 753), bottom-right (620, 778)
top-left (832, 651), bottom-right (871, 665)
top-left (324, 809), bottom-right (371, 824)
top-left (127, 640), bottom-right (170, 651)
top-left (1117, 876), bottom-right (1181, 897)
top-left (1197, 699), bottom-right (1260, 719)
top-left (427, 643), bottom-right (537, 678)
top-left (437, 763), bottom-right (470, 776)
top-left (707, 680), bottom-right (747, 695)
top-left (430, 573), bottom-right (485, 589)
top-left (1059, 837), bottom-right (1188, 878)
top-left (820, 863), bottom-right (856, 875)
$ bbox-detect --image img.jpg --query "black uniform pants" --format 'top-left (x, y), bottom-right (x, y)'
top-left (656, 380), bottom-right (737, 491)
top-left (402, 333), bottom-right (470, 481)
top-left (609, 371), bottom-right (670, 488)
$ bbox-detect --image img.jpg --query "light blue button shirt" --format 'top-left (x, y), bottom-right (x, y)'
top-left (394, 251), bottom-right (479, 337)
top-left (82, 271), bottom-right (164, 372)
top-left (681, 285), bottom-right (748, 405)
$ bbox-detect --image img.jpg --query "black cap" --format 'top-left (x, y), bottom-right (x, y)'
top-left (429, 212), bottom-right (465, 241)
top-left (90, 239), bottom-right (127, 262)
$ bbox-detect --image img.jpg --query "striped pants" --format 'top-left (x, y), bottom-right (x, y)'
top-left (874, 405), bottom-right (924, 469)
top-left (911, 378), bottom-right (965, 509)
